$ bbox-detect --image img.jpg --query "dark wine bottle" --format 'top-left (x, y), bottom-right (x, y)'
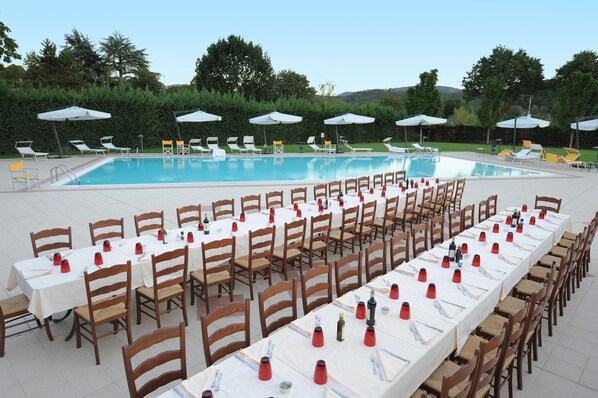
top-left (366, 289), bottom-right (376, 327)
top-left (203, 213), bottom-right (210, 235)
top-left (448, 238), bottom-right (456, 261)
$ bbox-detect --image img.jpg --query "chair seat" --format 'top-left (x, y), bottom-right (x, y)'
top-left (0, 294), bottom-right (29, 318)
top-left (539, 254), bottom-right (561, 268)
top-left (74, 301), bottom-right (127, 323)
top-left (358, 226), bottom-right (373, 236)
top-left (190, 269), bottom-right (231, 285)
top-left (515, 279), bottom-right (544, 297)
top-left (329, 230), bottom-right (355, 241)
top-left (422, 360), bottom-right (467, 396)
top-left (478, 313), bottom-right (517, 338)
top-left (549, 245), bottom-right (567, 258)
top-left (528, 265), bottom-right (556, 282)
top-left (395, 212), bottom-right (414, 220)
top-left (558, 238), bottom-right (574, 248)
top-left (562, 231), bottom-right (577, 240)
top-left (494, 296), bottom-right (526, 317)
top-left (273, 247), bottom-right (302, 260)
top-left (137, 285), bottom-right (183, 301)
top-left (373, 218), bottom-right (386, 227)
top-left (303, 240), bottom-right (327, 252)
top-left (235, 256), bottom-right (271, 271)
top-left (455, 334), bottom-right (486, 362)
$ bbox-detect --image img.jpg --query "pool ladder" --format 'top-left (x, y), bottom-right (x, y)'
top-left (50, 165), bottom-right (80, 185)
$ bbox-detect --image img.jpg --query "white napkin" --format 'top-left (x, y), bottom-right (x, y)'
top-left (416, 255), bottom-right (439, 264)
top-left (524, 232), bottom-right (543, 241)
top-left (472, 224), bottom-right (491, 231)
top-left (497, 254), bottom-right (519, 265)
top-left (377, 348), bottom-right (409, 380)
top-left (480, 266), bottom-right (505, 280)
top-left (333, 294), bottom-right (356, 312)
top-left (461, 283), bottom-right (486, 299)
top-left (435, 299), bottom-right (462, 319)
top-left (395, 267), bottom-right (416, 277)
top-left (179, 367), bottom-right (217, 398)
top-left (288, 313), bottom-right (316, 337)
top-left (367, 278), bottom-right (389, 294)
top-left (534, 224), bottom-right (555, 232)
top-left (412, 321), bottom-right (440, 344)
top-left (21, 269), bottom-right (53, 280)
top-left (459, 231), bottom-right (476, 239)
top-left (238, 339), bottom-right (269, 365)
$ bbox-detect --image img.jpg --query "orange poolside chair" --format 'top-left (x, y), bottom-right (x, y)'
top-left (497, 149), bottom-right (513, 160)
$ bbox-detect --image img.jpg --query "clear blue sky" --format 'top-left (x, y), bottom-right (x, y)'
top-left (2, 1), bottom-right (597, 94)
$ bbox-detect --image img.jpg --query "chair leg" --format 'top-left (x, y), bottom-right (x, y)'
top-left (75, 316), bottom-right (82, 348)
top-left (190, 278), bottom-right (195, 305)
top-left (1, 320), bottom-right (5, 357)
top-left (92, 325), bottom-right (100, 365)
top-left (248, 269), bottom-right (254, 301)
top-left (155, 299), bottom-right (161, 329)
top-left (43, 318), bottom-right (53, 341)
top-left (125, 315), bottom-right (132, 345)
top-left (181, 293), bottom-right (188, 327)
top-left (136, 292), bottom-right (142, 325)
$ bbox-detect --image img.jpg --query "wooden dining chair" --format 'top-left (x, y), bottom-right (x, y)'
top-left (122, 322), bottom-right (187, 398)
top-left (534, 195), bottom-right (562, 213)
top-left (291, 187), bottom-right (307, 204)
top-left (258, 279), bottom-right (297, 337)
top-left (313, 184), bottom-right (327, 201)
top-left (370, 198), bottom-right (396, 242)
top-left (272, 219), bottom-right (306, 280)
top-left (372, 173), bottom-right (383, 188)
top-left (334, 252), bottom-right (363, 297)
top-left (302, 213), bottom-right (332, 269)
top-left (344, 178), bottom-right (357, 195)
top-left (384, 171), bottom-right (395, 186)
top-left (241, 194), bottom-right (262, 214)
top-left (365, 241), bottom-right (387, 282)
top-left (329, 205), bottom-right (359, 256)
top-left (1, 294), bottom-right (53, 357)
top-left (301, 263), bottom-right (333, 314)
top-left (328, 180), bottom-right (342, 198)
top-left (395, 170), bottom-right (406, 183)
top-left (394, 190), bottom-right (418, 232)
top-left (450, 178), bottom-right (466, 211)
top-left (30, 226), bottom-right (72, 257)
top-left (89, 218), bottom-right (124, 245)
top-left (200, 299), bottom-right (250, 366)
top-left (411, 223), bottom-right (429, 258)
top-left (487, 194), bottom-right (498, 217)
top-left (421, 349), bottom-right (479, 398)
top-left (135, 246), bottom-right (188, 328)
top-left (389, 232), bottom-right (410, 269)
top-left (414, 186), bottom-right (434, 222)
top-left (431, 182), bottom-right (448, 216)
top-left (448, 210), bottom-right (462, 238)
top-left (266, 190), bottom-right (283, 209)
top-left (134, 211), bottom-right (164, 237)
top-left (212, 198), bottom-right (235, 220)
top-left (357, 176), bottom-right (370, 192)
top-left (478, 199), bottom-right (489, 223)
top-left (190, 237), bottom-right (235, 313)
top-left (234, 226), bottom-right (275, 300)
top-left (75, 261), bottom-right (132, 365)
top-left (429, 215), bottom-right (445, 248)
top-left (356, 200), bottom-right (376, 250)
top-left (461, 204), bottom-right (475, 230)
top-left (176, 204), bottom-right (201, 228)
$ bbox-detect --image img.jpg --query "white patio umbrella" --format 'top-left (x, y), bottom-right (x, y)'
top-left (324, 113), bottom-right (375, 151)
top-left (37, 105), bottom-right (111, 158)
top-left (249, 111), bottom-right (302, 148)
top-left (395, 114), bottom-right (447, 145)
top-left (570, 118), bottom-right (598, 149)
top-left (174, 109), bottom-right (222, 139)
top-left (496, 113), bottom-right (550, 149)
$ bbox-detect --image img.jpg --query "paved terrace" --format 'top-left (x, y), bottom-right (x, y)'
top-left (0, 152), bottom-right (597, 398)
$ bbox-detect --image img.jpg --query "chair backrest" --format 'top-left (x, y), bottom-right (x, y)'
top-left (478, 199), bottom-right (489, 223)
top-left (534, 195), bottom-right (562, 213)
top-left (384, 172), bottom-right (395, 186)
top-left (241, 194), bottom-right (262, 214)
top-left (307, 213), bottom-right (332, 250)
top-left (339, 206), bottom-right (359, 235)
top-left (440, 350), bottom-right (479, 398)
top-left (30, 227), bottom-right (72, 257)
top-left (176, 204), bottom-right (201, 228)
top-left (433, 182), bottom-right (448, 210)
top-left (227, 137), bottom-right (239, 146)
top-left (345, 178), bottom-right (357, 195)
top-left (381, 196), bottom-right (399, 225)
top-left (412, 223), bottom-right (429, 257)
top-left (212, 199), bottom-right (235, 220)
top-left (134, 211), bottom-right (164, 237)
top-left (280, 218), bottom-right (306, 255)
top-left (357, 176), bottom-right (370, 192)
top-left (201, 236), bottom-right (236, 282)
top-left (206, 137), bottom-right (219, 146)
top-left (389, 232), bottom-right (410, 269)
top-left (150, 246), bottom-right (188, 298)
top-left (266, 190), bottom-right (283, 209)
top-left (365, 241), bottom-right (387, 282)
top-left (243, 136), bottom-right (254, 145)
top-left (419, 186), bottom-right (434, 216)
top-left (395, 170), bottom-right (406, 182)
top-left (453, 178), bottom-right (466, 208)
top-left (122, 322), bottom-right (187, 398)
top-left (487, 194), bottom-right (498, 217)
top-left (258, 279), bottom-right (297, 337)
top-left (188, 138), bottom-right (202, 146)
top-left (359, 200), bottom-right (377, 229)
top-left (444, 180), bottom-right (456, 203)
top-left (403, 190), bottom-right (418, 214)
top-left (9, 160), bottom-right (25, 172)
top-left (291, 187), bottom-right (307, 204)
top-left (200, 299), bottom-right (250, 366)
top-left (328, 180), bottom-right (342, 198)
top-left (313, 184), bottom-right (327, 201)
top-left (372, 173), bottom-right (383, 188)
top-left (430, 215), bottom-right (445, 248)
top-left (334, 252), bottom-right (363, 297)
top-left (472, 325), bottom-right (507, 398)
top-left (461, 204), bottom-right (475, 230)
top-left (448, 210), bottom-right (462, 238)
top-left (247, 226), bottom-right (276, 262)
top-left (89, 218), bottom-right (124, 245)
top-left (301, 263), bottom-right (333, 314)
top-left (83, 261), bottom-right (131, 327)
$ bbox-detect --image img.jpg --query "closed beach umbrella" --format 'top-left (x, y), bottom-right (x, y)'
top-left (174, 109), bottom-right (222, 139)
top-left (570, 118), bottom-right (598, 150)
top-left (395, 114), bottom-right (447, 145)
top-left (37, 105), bottom-right (111, 158)
top-left (496, 114), bottom-right (549, 149)
top-left (249, 111), bottom-right (302, 148)
top-left (324, 113), bottom-right (375, 150)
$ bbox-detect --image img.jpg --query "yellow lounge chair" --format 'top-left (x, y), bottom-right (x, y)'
top-left (497, 149), bottom-right (513, 160)
top-left (560, 147), bottom-right (584, 168)
top-left (522, 140), bottom-right (532, 149)
top-left (544, 153), bottom-right (560, 165)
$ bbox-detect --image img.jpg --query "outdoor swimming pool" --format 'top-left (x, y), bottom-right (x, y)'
top-left (64, 155), bottom-right (545, 186)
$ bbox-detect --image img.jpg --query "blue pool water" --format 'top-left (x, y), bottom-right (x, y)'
top-left (66, 156), bottom-right (545, 186)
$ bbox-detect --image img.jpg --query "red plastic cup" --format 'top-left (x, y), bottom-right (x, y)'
top-left (389, 283), bottom-right (399, 300)
top-left (418, 268), bottom-right (427, 282)
top-left (103, 240), bottom-right (111, 252)
top-left (479, 232), bottom-right (486, 242)
top-left (529, 216), bottom-right (536, 225)
top-left (157, 229), bottom-right (164, 241)
top-left (359, 195), bottom-right (364, 202)
top-left (314, 360), bottom-right (328, 385)
top-left (187, 232), bottom-right (194, 243)
top-left (461, 243), bottom-right (468, 255)
top-left (53, 252), bottom-right (62, 266)
top-left (420, 178), bottom-right (425, 183)
top-left (60, 259), bottom-right (70, 273)
top-left (317, 198), bottom-right (323, 207)
top-left (425, 180), bottom-right (430, 187)
top-left (452, 269), bottom-right (462, 283)
top-left (491, 242), bottom-right (500, 254)
top-left (426, 283), bottom-right (436, 299)
top-left (472, 254), bottom-right (481, 267)
top-left (522, 204), bottom-right (528, 212)
top-left (135, 242), bottom-right (143, 255)
top-left (258, 356), bottom-right (272, 381)
top-left (435, 178), bottom-right (440, 184)
top-left (415, 182), bottom-right (419, 189)
top-left (270, 207), bottom-right (275, 216)
top-left (356, 301), bottom-right (366, 319)
top-left (505, 216), bottom-right (512, 225)
top-left (240, 213), bottom-right (246, 222)
top-left (539, 210), bottom-right (545, 220)
top-left (516, 224), bottom-right (523, 233)
top-left (232, 222), bottom-right (238, 233)
top-left (382, 185), bottom-right (387, 192)
top-left (312, 326), bottom-right (324, 347)
top-left (318, 204), bottom-right (324, 213)
top-left (381, 190), bottom-right (386, 197)
top-left (369, 188), bottom-right (374, 194)
top-left (94, 252), bottom-right (103, 266)
top-left (401, 186), bottom-right (406, 193)
top-left (399, 182), bottom-right (403, 188)
top-left (293, 203), bottom-right (299, 211)
top-left (400, 302), bottom-right (411, 320)
top-left (506, 232), bottom-right (513, 242)
top-left (269, 214), bottom-right (275, 224)
top-left (441, 256), bottom-right (450, 268)
top-left (492, 223), bottom-right (500, 233)
top-left (339, 200), bottom-right (344, 207)
top-left (198, 223), bottom-right (204, 232)
top-left (201, 391), bottom-right (214, 398)
top-left (364, 326), bottom-right (376, 347)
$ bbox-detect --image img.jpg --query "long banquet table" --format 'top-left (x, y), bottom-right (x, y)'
top-left (158, 207), bottom-right (570, 398)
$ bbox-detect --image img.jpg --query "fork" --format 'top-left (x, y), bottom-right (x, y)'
top-left (370, 352), bottom-right (378, 376)
top-left (382, 278), bottom-right (391, 287)
top-left (214, 370), bottom-right (222, 391)
top-left (266, 340), bottom-right (275, 358)
top-left (373, 353), bottom-right (384, 381)
top-left (210, 369), bottom-right (221, 389)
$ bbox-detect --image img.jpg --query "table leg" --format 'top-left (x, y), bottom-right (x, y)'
top-left (64, 317), bottom-right (76, 341)
top-left (52, 309), bottom-right (72, 323)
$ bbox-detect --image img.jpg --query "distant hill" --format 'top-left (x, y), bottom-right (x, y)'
top-left (339, 86), bottom-right (462, 104)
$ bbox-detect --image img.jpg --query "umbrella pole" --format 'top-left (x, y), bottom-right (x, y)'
top-left (576, 119), bottom-right (580, 150)
top-left (335, 125), bottom-right (340, 153)
top-left (512, 118), bottom-right (517, 150)
top-left (404, 126), bottom-right (408, 148)
top-left (263, 126), bottom-right (267, 151)
top-left (174, 111), bottom-right (182, 140)
top-left (419, 126), bottom-right (423, 144)
top-left (52, 122), bottom-right (63, 158)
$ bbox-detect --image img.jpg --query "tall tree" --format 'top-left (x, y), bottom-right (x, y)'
top-left (64, 29), bottom-right (106, 85)
top-left (23, 39), bottom-right (80, 89)
top-left (274, 69), bottom-right (315, 99)
top-left (555, 72), bottom-right (598, 147)
top-left (555, 50), bottom-right (598, 81)
top-left (100, 31), bottom-right (148, 83)
top-left (477, 76), bottom-right (505, 144)
top-left (0, 21), bottom-right (20, 64)
top-left (128, 67), bottom-right (163, 94)
top-left (405, 69), bottom-right (441, 116)
top-left (462, 45), bottom-right (543, 117)
top-left (194, 35), bottom-right (275, 101)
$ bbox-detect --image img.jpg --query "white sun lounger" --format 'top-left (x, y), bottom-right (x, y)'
top-left (69, 140), bottom-right (106, 156)
top-left (100, 136), bottom-right (130, 155)
top-left (307, 136), bottom-right (335, 153)
top-left (206, 137), bottom-right (226, 157)
top-left (227, 137), bottom-right (250, 154)
top-left (242, 136), bottom-right (263, 155)
top-left (383, 138), bottom-right (410, 153)
top-left (412, 143), bottom-right (440, 153)
top-left (188, 139), bottom-right (212, 156)
top-left (15, 141), bottom-right (48, 161)
top-left (505, 149), bottom-right (532, 161)
top-left (340, 139), bottom-right (372, 153)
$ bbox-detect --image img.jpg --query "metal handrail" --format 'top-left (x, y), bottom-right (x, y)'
top-left (50, 165), bottom-right (80, 185)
